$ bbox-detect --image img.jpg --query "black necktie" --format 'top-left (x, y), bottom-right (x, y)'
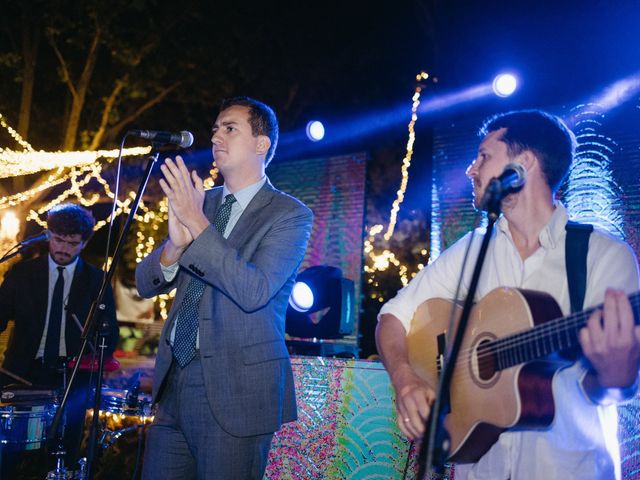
top-left (44, 266), bottom-right (65, 365)
top-left (172, 194), bottom-right (237, 367)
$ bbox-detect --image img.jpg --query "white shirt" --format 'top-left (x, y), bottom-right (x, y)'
top-left (379, 204), bottom-right (639, 480)
top-left (36, 256), bottom-right (79, 359)
top-left (164, 176), bottom-right (267, 347)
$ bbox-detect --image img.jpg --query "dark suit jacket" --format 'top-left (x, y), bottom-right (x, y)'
top-left (0, 255), bottom-right (119, 382)
top-left (136, 180), bottom-right (312, 437)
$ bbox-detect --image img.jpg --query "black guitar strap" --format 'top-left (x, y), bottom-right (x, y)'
top-left (565, 220), bottom-right (594, 313)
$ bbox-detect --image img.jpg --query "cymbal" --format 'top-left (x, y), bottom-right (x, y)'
top-left (68, 355), bottom-right (120, 373)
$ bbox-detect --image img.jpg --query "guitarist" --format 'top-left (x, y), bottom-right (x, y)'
top-left (376, 110), bottom-right (640, 480)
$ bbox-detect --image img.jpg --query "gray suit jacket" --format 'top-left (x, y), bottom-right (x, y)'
top-left (136, 180), bottom-right (312, 437)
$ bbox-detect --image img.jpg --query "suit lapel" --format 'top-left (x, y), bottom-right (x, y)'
top-left (226, 181), bottom-right (276, 247)
top-left (33, 257), bottom-right (50, 336)
top-left (66, 258), bottom-right (86, 322)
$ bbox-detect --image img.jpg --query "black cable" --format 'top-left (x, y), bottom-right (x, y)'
top-left (131, 424), bottom-right (145, 480)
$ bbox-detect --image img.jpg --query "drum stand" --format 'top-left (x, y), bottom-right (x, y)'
top-left (45, 412), bottom-right (88, 480)
top-left (44, 361), bottom-right (91, 480)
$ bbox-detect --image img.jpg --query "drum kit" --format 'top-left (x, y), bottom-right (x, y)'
top-left (0, 364), bottom-right (151, 479)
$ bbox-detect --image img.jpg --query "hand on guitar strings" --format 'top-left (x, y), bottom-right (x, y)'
top-left (580, 288), bottom-right (640, 389)
top-left (393, 364), bottom-right (436, 440)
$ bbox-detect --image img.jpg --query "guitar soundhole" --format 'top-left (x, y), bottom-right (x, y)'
top-left (470, 337), bottom-right (499, 387)
top-left (477, 340), bottom-right (497, 380)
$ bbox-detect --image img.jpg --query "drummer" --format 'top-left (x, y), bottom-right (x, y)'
top-left (0, 204), bottom-right (119, 471)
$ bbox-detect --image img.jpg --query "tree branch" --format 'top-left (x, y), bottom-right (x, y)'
top-left (46, 31), bottom-right (77, 99)
top-left (102, 80), bottom-right (182, 143)
top-left (89, 76), bottom-right (127, 150)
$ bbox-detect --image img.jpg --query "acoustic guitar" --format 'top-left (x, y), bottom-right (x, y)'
top-left (406, 287), bottom-right (635, 463)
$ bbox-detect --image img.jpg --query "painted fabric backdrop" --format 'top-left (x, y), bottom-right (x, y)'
top-left (268, 153), bottom-right (366, 348)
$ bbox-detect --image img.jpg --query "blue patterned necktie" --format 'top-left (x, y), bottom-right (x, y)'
top-left (44, 266), bottom-right (65, 365)
top-left (172, 194), bottom-right (237, 367)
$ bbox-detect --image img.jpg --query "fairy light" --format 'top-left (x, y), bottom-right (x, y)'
top-left (384, 72), bottom-right (427, 240)
top-left (0, 146), bottom-right (152, 178)
top-left (364, 72), bottom-right (431, 297)
top-left (0, 113), bottom-right (34, 152)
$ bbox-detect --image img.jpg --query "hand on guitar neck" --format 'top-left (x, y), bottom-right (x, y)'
top-left (580, 288), bottom-right (640, 402)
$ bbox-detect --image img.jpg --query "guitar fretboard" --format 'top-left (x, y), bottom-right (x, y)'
top-left (483, 292), bottom-right (640, 371)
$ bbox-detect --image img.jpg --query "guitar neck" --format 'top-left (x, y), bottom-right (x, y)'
top-left (490, 291), bottom-right (640, 371)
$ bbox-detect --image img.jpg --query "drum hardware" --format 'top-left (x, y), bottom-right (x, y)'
top-left (43, 358), bottom-right (89, 480)
top-left (45, 444), bottom-right (68, 480)
top-left (45, 454), bottom-right (87, 480)
top-left (90, 384), bottom-right (153, 449)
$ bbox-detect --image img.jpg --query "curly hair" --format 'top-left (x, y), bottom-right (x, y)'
top-left (47, 203), bottom-right (96, 241)
top-left (219, 96), bottom-right (279, 166)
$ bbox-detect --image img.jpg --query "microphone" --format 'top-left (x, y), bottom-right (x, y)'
top-left (492, 162), bottom-right (527, 193)
top-left (480, 163), bottom-right (527, 211)
top-left (128, 130), bottom-right (194, 148)
top-left (19, 230), bottom-right (51, 246)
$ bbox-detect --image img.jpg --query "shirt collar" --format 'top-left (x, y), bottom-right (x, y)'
top-left (496, 202), bottom-right (569, 250)
top-left (48, 255), bottom-right (79, 278)
top-left (222, 176), bottom-right (267, 211)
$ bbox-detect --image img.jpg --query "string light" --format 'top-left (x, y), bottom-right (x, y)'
top-left (0, 113), bottom-right (34, 152)
top-left (384, 72), bottom-right (427, 240)
top-left (365, 72), bottom-right (432, 295)
top-left (0, 146), bottom-right (152, 178)
top-left (0, 111), bottom-right (151, 178)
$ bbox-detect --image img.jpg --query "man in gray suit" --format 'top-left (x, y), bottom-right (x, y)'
top-left (136, 96), bottom-right (313, 479)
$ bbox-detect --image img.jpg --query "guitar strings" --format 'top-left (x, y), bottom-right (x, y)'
top-left (439, 294), bottom-right (640, 385)
top-left (443, 310), bottom-right (589, 386)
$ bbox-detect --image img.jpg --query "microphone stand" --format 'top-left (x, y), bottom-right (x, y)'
top-left (417, 179), bottom-right (503, 477)
top-left (47, 146), bottom-right (162, 479)
top-left (0, 238), bottom-right (44, 263)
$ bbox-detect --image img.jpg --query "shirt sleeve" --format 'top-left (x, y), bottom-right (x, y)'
top-left (161, 262), bottom-right (179, 282)
top-left (378, 231), bottom-right (477, 333)
top-left (584, 231), bottom-right (640, 307)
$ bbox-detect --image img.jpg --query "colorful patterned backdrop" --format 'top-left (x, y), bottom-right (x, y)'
top-left (431, 100), bottom-right (640, 480)
top-left (268, 154), bottom-right (367, 348)
top-left (265, 357), bottom-right (452, 480)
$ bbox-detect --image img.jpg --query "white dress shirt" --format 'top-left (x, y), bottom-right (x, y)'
top-left (36, 256), bottom-right (79, 359)
top-left (379, 203), bottom-right (639, 480)
top-left (164, 176), bottom-right (267, 347)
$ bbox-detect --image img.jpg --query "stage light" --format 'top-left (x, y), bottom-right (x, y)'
top-left (286, 265), bottom-right (355, 339)
top-left (289, 281), bottom-right (314, 312)
top-left (493, 73), bottom-right (518, 97)
top-left (306, 121), bottom-right (325, 141)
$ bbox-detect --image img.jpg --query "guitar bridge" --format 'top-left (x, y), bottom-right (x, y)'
top-left (436, 332), bottom-right (446, 376)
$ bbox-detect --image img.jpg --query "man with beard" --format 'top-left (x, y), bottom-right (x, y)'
top-left (377, 110), bottom-right (640, 480)
top-left (0, 203), bottom-right (119, 474)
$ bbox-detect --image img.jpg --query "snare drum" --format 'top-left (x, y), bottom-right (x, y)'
top-left (98, 388), bottom-right (152, 417)
top-left (0, 400), bottom-right (58, 450)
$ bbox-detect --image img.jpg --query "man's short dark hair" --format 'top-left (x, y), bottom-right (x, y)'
top-left (480, 110), bottom-right (576, 193)
top-left (219, 96), bottom-right (279, 166)
top-left (47, 203), bottom-right (96, 241)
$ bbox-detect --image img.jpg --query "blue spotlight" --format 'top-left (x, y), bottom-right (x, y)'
top-left (286, 266), bottom-right (355, 339)
top-left (306, 120), bottom-right (325, 141)
top-left (289, 281), bottom-right (314, 312)
top-left (493, 73), bottom-right (518, 97)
